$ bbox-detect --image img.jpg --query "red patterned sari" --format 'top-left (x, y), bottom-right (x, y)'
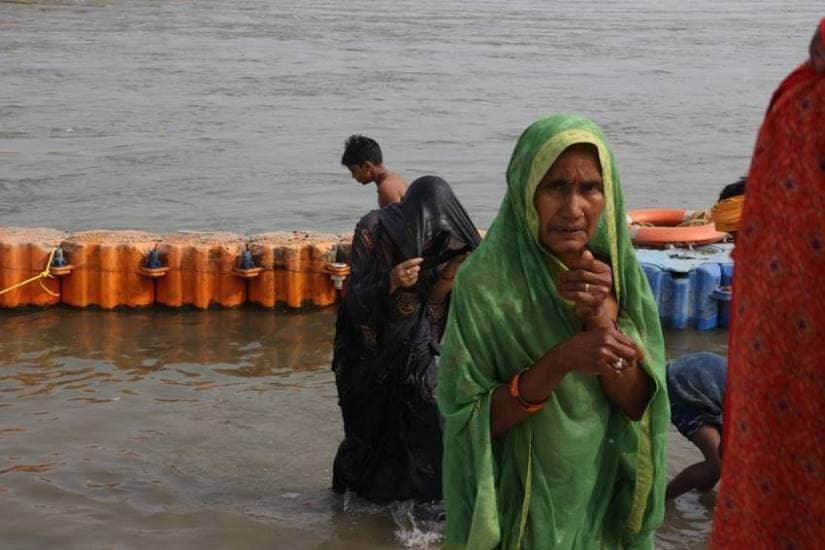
top-left (710, 58), bottom-right (825, 547)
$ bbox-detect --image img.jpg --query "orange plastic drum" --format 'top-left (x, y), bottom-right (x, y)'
top-left (248, 232), bottom-right (339, 309)
top-left (0, 227), bottom-right (66, 307)
top-left (60, 231), bottom-right (160, 308)
top-left (156, 232), bottom-right (247, 309)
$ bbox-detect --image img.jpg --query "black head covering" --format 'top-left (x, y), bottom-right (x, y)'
top-left (378, 175), bottom-right (481, 269)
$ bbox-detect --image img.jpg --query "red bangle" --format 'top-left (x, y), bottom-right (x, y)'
top-left (507, 369), bottom-right (547, 414)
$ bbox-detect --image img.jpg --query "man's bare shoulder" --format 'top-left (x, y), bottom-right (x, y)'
top-left (376, 172), bottom-right (408, 206)
top-left (384, 171), bottom-right (408, 188)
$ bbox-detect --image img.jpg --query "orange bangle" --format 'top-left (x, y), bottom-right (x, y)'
top-left (507, 369), bottom-right (547, 414)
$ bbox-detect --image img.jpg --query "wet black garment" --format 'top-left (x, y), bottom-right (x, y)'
top-left (332, 176), bottom-right (481, 503)
top-left (378, 175), bottom-right (481, 269)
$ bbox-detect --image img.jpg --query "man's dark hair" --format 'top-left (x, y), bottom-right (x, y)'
top-left (719, 176), bottom-right (746, 201)
top-left (341, 135), bottom-right (383, 166)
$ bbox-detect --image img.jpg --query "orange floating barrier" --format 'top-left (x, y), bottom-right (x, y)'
top-left (0, 228), bottom-right (359, 310)
top-left (325, 262), bottom-right (351, 290)
top-left (60, 231), bottom-right (160, 308)
top-left (628, 208), bottom-right (726, 247)
top-left (306, 234), bottom-right (340, 308)
top-left (246, 235), bottom-right (281, 309)
top-left (0, 227), bottom-right (66, 307)
top-left (137, 249), bottom-right (171, 279)
top-left (156, 232), bottom-right (247, 309)
top-left (248, 232), bottom-right (340, 309)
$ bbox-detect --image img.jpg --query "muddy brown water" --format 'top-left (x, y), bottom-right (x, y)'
top-left (1, 307), bottom-right (727, 549)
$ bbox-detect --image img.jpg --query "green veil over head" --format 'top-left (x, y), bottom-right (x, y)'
top-left (437, 113), bottom-right (669, 549)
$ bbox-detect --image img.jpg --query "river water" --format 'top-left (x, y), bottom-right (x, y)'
top-left (1, 308), bottom-right (728, 549)
top-left (0, 1), bottom-right (821, 233)
top-left (1, 1), bottom-right (821, 548)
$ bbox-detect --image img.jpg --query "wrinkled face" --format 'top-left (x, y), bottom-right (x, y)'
top-left (347, 162), bottom-right (373, 185)
top-left (533, 144), bottom-right (605, 257)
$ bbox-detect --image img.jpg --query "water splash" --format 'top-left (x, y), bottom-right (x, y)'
top-left (391, 500), bottom-right (443, 549)
top-left (341, 492), bottom-right (444, 549)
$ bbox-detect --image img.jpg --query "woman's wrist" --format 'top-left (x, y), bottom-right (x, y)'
top-left (580, 304), bottom-right (614, 330)
top-left (508, 369), bottom-right (546, 413)
top-left (584, 315), bottom-right (613, 330)
top-left (430, 274), bottom-right (454, 302)
top-left (519, 347), bottom-right (570, 404)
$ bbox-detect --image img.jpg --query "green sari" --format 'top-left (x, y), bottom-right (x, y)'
top-left (437, 114), bottom-right (669, 549)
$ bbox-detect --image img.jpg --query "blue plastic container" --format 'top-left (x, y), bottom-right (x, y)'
top-left (635, 244), bottom-right (734, 330)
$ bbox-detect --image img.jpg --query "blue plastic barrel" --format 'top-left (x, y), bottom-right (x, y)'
top-left (638, 259), bottom-right (733, 331)
top-left (692, 263), bottom-right (721, 330)
top-left (716, 262), bottom-right (734, 328)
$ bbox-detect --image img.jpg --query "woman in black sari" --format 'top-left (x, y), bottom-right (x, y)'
top-left (332, 175), bottom-right (481, 504)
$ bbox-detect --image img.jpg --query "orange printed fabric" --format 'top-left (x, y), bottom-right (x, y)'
top-left (710, 66), bottom-right (825, 546)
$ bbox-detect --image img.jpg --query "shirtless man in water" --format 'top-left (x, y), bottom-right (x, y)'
top-left (341, 135), bottom-right (407, 207)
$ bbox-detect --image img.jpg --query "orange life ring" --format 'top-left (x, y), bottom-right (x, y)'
top-left (627, 208), bottom-right (726, 247)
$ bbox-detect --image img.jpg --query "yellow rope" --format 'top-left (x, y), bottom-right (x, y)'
top-left (0, 248), bottom-right (60, 297)
top-left (679, 208), bottom-right (713, 226)
top-left (711, 195), bottom-right (744, 232)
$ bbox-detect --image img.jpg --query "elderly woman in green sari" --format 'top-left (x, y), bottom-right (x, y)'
top-left (437, 114), bottom-right (669, 549)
